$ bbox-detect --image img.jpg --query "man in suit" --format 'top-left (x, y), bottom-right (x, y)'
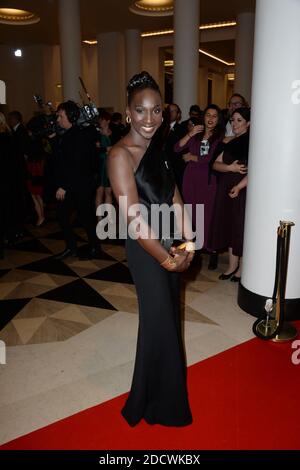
top-left (224, 94), bottom-right (248, 136)
top-left (8, 110), bottom-right (31, 237)
top-left (178, 104), bottom-right (203, 138)
top-left (49, 100), bottom-right (99, 260)
top-left (8, 110), bottom-right (30, 154)
top-left (164, 103), bottom-right (187, 193)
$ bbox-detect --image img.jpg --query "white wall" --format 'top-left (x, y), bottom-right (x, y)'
top-left (0, 45), bottom-right (45, 121)
top-left (0, 43), bottom-right (99, 121)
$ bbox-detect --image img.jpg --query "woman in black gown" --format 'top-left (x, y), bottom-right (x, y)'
top-left (209, 107), bottom-right (250, 281)
top-left (108, 72), bottom-right (194, 427)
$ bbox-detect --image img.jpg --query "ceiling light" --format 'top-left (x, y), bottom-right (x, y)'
top-left (141, 29), bottom-right (174, 38)
top-left (0, 8), bottom-right (40, 25)
top-left (14, 49), bottom-right (22, 57)
top-left (141, 20), bottom-right (236, 37)
top-left (199, 49), bottom-right (235, 66)
top-left (83, 40), bottom-right (98, 45)
top-left (165, 52), bottom-right (234, 68)
top-left (130, 1), bottom-right (173, 17)
top-left (200, 21), bottom-right (236, 30)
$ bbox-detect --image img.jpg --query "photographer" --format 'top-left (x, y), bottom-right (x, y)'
top-left (49, 100), bottom-right (99, 260)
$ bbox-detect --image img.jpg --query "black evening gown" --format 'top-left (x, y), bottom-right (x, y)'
top-left (209, 132), bottom-right (249, 257)
top-left (121, 132), bottom-right (192, 427)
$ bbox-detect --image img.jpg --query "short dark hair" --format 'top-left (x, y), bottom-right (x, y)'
top-left (98, 109), bottom-right (111, 121)
top-left (8, 110), bottom-right (23, 122)
top-left (189, 104), bottom-right (201, 115)
top-left (232, 106), bottom-right (251, 122)
top-left (229, 93), bottom-right (249, 107)
top-left (57, 100), bottom-right (80, 124)
top-left (127, 71), bottom-right (161, 105)
top-left (111, 112), bottom-right (122, 122)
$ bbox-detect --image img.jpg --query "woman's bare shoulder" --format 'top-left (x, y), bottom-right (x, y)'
top-left (109, 140), bottom-right (130, 158)
top-left (108, 139), bottom-right (133, 167)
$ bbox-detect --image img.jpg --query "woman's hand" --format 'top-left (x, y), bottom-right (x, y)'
top-left (229, 185), bottom-right (240, 198)
top-left (230, 160), bottom-right (248, 174)
top-left (188, 124), bottom-right (204, 138)
top-left (56, 187), bottom-right (66, 201)
top-left (161, 250), bottom-right (194, 272)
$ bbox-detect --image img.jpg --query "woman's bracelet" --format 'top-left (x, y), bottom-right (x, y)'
top-left (160, 254), bottom-right (176, 269)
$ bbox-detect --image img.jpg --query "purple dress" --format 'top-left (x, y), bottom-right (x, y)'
top-left (174, 136), bottom-right (221, 250)
top-left (208, 132), bottom-right (249, 257)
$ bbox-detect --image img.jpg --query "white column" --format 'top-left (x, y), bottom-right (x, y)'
top-left (234, 11), bottom-right (255, 103)
top-left (173, 0), bottom-right (199, 118)
top-left (125, 29), bottom-right (142, 83)
top-left (97, 32), bottom-right (126, 113)
top-left (238, 0), bottom-right (300, 320)
top-left (58, 0), bottom-right (82, 101)
top-left (198, 67), bottom-right (208, 109)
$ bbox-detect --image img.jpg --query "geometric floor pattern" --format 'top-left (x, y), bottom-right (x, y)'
top-left (0, 221), bottom-right (218, 346)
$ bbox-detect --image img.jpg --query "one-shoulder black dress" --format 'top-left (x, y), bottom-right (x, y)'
top-left (121, 134), bottom-right (192, 427)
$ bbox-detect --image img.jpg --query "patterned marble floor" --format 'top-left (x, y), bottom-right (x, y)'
top-left (0, 219), bottom-right (255, 445)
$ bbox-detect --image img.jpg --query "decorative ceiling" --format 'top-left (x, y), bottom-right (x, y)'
top-left (0, 0), bottom-right (255, 43)
top-left (129, 0), bottom-right (174, 16)
top-left (0, 7), bottom-right (40, 24)
top-left (0, 0), bottom-right (255, 65)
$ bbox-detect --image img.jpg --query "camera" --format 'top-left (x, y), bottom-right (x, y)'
top-left (32, 77), bottom-right (99, 137)
top-left (32, 95), bottom-right (62, 137)
top-left (77, 103), bottom-right (99, 127)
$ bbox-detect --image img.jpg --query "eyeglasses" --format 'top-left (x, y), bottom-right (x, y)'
top-left (229, 101), bottom-right (243, 107)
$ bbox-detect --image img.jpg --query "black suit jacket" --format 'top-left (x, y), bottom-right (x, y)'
top-left (51, 125), bottom-right (97, 192)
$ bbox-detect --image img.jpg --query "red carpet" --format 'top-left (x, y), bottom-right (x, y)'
top-left (1, 327), bottom-right (300, 450)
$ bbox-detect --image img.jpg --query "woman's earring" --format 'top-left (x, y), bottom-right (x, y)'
top-left (126, 115), bottom-right (131, 124)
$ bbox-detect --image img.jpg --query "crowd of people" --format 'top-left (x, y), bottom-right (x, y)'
top-left (164, 92), bottom-right (250, 280)
top-left (0, 106), bottom-right (127, 259)
top-left (0, 90), bottom-right (250, 277)
top-left (0, 88), bottom-right (250, 286)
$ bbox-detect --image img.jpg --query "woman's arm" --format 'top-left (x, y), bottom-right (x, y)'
top-left (212, 152), bottom-right (247, 174)
top-left (172, 185), bottom-right (194, 242)
top-left (229, 176), bottom-right (248, 198)
top-left (107, 146), bottom-right (191, 271)
top-left (171, 185), bottom-right (195, 260)
top-left (174, 124), bottom-right (204, 153)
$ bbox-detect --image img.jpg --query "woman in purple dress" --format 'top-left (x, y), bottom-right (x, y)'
top-left (209, 107), bottom-right (250, 282)
top-left (174, 105), bottom-right (224, 268)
